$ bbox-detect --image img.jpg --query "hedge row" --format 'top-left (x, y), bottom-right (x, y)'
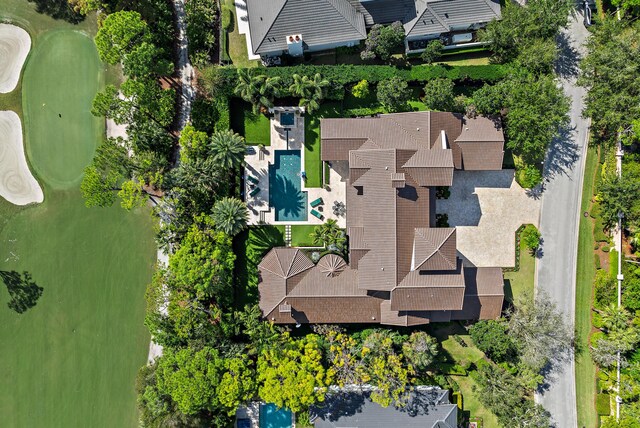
top-left (216, 63), bottom-right (509, 87)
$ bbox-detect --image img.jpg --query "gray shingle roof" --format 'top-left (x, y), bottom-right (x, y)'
top-left (405, 0), bottom-right (501, 38)
top-left (247, 0), bottom-right (367, 55)
top-left (311, 388), bottom-right (457, 428)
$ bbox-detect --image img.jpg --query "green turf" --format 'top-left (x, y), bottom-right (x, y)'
top-left (430, 323), bottom-right (500, 427)
top-left (576, 146), bottom-right (599, 428)
top-left (243, 111), bottom-right (270, 146)
top-left (22, 30), bottom-right (103, 188)
top-left (0, 2), bottom-right (156, 426)
top-left (0, 191), bottom-right (155, 428)
top-left (290, 225), bottom-right (318, 247)
top-left (304, 103), bottom-right (342, 188)
top-left (221, 0), bottom-right (260, 68)
top-left (504, 237), bottom-right (536, 304)
top-left (233, 225), bottom-right (285, 308)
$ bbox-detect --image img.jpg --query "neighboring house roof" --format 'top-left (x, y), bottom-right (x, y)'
top-left (348, 0), bottom-right (419, 26)
top-left (310, 387), bottom-right (457, 428)
top-left (257, 111), bottom-right (505, 325)
top-left (246, 0), bottom-right (367, 55)
top-left (405, 0), bottom-right (501, 38)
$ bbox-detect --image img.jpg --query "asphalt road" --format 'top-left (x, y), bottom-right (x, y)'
top-left (535, 14), bottom-right (591, 428)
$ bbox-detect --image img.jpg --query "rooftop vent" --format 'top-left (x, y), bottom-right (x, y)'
top-left (279, 303), bottom-right (292, 313)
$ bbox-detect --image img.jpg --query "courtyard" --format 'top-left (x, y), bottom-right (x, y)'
top-left (244, 107), bottom-right (347, 227)
top-left (437, 170), bottom-right (542, 268)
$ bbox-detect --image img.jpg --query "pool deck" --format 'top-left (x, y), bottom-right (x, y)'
top-left (244, 107), bottom-right (347, 228)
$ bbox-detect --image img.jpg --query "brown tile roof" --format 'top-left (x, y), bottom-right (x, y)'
top-left (412, 228), bottom-right (457, 271)
top-left (258, 111), bottom-right (505, 325)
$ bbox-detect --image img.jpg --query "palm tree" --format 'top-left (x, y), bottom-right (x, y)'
top-left (599, 303), bottom-right (630, 333)
top-left (212, 197), bottom-right (249, 236)
top-left (289, 73), bottom-right (330, 113)
top-left (256, 75), bottom-right (282, 114)
top-left (234, 68), bottom-right (261, 104)
top-left (210, 130), bottom-right (246, 172)
top-left (234, 69), bottom-right (282, 114)
top-left (310, 219), bottom-right (346, 250)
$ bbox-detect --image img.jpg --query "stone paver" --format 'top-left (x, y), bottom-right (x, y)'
top-left (244, 107), bottom-right (347, 227)
top-left (438, 169), bottom-right (541, 268)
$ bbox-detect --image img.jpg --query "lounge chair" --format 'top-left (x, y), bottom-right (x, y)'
top-left (310, 197), bottom-right (323, 208)
top-left (311, 209), bottom-right (324, 220)
top-left (249, 187), bottom-right (260, 197)
top-left (247, 175), bottom-right (259, 185)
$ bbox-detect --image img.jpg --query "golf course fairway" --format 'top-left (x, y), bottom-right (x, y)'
top-left (0, 5), bottom-right (156, 427)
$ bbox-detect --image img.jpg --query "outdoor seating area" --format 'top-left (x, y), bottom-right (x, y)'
top-left (243, 106), bottom-right (347, 227)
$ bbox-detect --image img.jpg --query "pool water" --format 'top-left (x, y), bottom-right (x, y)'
top-left (260, 404), bottom-right (292, 428)
top-left (280, 112), bottom-right (295, 126)
top-left (269, 150), bottom-right (308, 221)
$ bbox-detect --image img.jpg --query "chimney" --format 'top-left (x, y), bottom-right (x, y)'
top-left (440, 130), bottom-right (448, 149)
top-left (286, 34), bottom-right (303, 56)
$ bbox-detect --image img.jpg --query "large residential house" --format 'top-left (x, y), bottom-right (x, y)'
top-left (245, 0), bottom-right (501, 58)
top-left (258, 111), bottom-right (506, 326)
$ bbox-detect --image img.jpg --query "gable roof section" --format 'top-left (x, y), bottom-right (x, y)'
top-left (413, 227), bottom-right (457, 271)
top-left (247, 0), bottom-right (367, 55)
top-left (405, 0), bottom-right (501, 38)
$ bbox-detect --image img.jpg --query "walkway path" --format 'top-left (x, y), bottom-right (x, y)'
top-left (147, 0), bottom-right (195, 363)
top-left (534, 14), bottom-right (590, 428)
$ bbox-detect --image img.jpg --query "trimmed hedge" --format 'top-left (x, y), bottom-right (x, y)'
top-left (596, 393), bottom-right (611, 416)
top-left (259, 64), bottom-right (509, 85)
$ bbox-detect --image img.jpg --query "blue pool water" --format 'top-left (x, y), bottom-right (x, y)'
top-left (280, 112), bottom-right (295, 126)
top-left (260, 404), bottom-right (292, 428)
top-left (269, 150), bottom-right (308, 221)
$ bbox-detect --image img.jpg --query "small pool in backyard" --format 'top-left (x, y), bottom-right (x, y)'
top-left (269, 150), bottom-right (308, 221)
top-left (260, 404), bottom-right (292, 428)
top-left (280, 112), bottom-right (295, 126)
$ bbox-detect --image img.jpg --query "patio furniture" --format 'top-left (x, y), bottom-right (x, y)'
top-left (249, 187), bottom-right (261, 197)
top-left (247, 175), bottom-right (259, 185)
top-left (311, 209), bottom-right (324, 220)
top-left (310, 197), bottom-right (323, 208)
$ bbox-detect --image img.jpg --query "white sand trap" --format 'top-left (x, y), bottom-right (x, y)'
top-left (0, 111), bottom-right (44, 205)
top-left (0, 24), bottom-right (31, 93)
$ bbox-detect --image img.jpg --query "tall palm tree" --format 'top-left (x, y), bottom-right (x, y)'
top-left (234, 68), bottom-right (261, 104)
top-left (234, 69), bottom-right (282, 114)
top-left (210, 130), bottom-right (246, 172)
top-left (289, 73), bottom-right (330, 114)
top-left (310, 219), bottom-right (345, 250)
top-left (212, 197), bottom-right (249, 236)
top-left (256, 75), bottom-right (282, 114)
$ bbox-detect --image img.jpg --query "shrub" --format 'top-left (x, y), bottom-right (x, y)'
top-left (469, 320), bottom-right (517, 363)
top-left (594, 253), bottom-right (601, 270)
top-left (596, 393), bottom-right (611, 416)
top-left (422, 78), bottom-right (456, 112)
top-left (520, 224), bottom-right (541, 254)
top-left (377, 76), bottom-right (411, 112)
top-left (452, 391), bottom-right (463, 410)
top-left (518, 164), bottom-right (543, 189)
top-left (421, 39), bottom-right (444, 64)
top-left (352, 79), bottom-right (370, 99)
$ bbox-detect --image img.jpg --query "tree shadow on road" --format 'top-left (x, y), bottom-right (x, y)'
top-left (555, 32), bottom-right (581, 79)
top-left (545, 124), bottom-right (580, 181)
top-left (0, 271), bottom-right (44, 314)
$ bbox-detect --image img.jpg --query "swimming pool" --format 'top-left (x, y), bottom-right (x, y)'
top-left (260, 404), bottom-right (292, 428)
top-left (269, 150), bottom-right (308, 221)
top-left (280, 112), bottom-right (295, 126)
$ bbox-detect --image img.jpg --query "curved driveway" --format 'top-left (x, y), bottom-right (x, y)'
top-left (535, 15), bottom-right (590, 428)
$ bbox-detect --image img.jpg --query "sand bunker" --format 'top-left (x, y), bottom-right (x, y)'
top-left (0, 111), bottom-right (44, 205)
top-left (0, 24), bottom-right (31, 93)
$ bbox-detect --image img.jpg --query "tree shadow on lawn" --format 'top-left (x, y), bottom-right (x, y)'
top-left (233, 226), bottom-right (285, 308)
top-left (29, 0), bottom-right (84, 24)
top-left (1, 270), bottom-right (43, 314)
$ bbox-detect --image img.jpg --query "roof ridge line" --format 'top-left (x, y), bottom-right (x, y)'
top-left (325, 0), bottom-right (367, 37)
top-left (426, 3), bottom-right (450, 31)
top-left (252, 0), bottom-right (288, 54)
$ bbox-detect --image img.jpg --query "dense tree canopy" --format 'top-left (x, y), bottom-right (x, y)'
top-left (377, 77), bottom-right (410, 112)
top-left (469, 320), bottom-right (517, 363)
top-left (95, 11), bottom-right (151, 65)
top-left (361, 21), bottom-right (405, 61)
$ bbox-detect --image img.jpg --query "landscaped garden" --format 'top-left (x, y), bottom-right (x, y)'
top-left (0, 1), bottom-right (156, 426)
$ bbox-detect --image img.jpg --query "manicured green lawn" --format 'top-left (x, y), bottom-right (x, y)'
top-left (304, 103), bottom-right (342, 188)
top-left (290, 225), bottom-right (318, 247)
top-left (233, 225), bottom-right (285, 308)
top-left (243, 112), bottom-right (270, 146)
top-left (23, 30), bottom-right (103, 188)
top-left (504, 238), bottom-right (536, 304)
top-left (0, 3), bottom-right (156, 426)
top-left (430, 323), bottom-right (501, 427)
top-left (576, 146), bottom-right (599, 428)
top-left (222, 0), bottom-right (260, 68)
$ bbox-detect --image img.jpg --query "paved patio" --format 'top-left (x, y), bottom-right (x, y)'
top-left (437, 170), bottom-right (541, 268)
top-left (244, 107), bottom-right (347, 227)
